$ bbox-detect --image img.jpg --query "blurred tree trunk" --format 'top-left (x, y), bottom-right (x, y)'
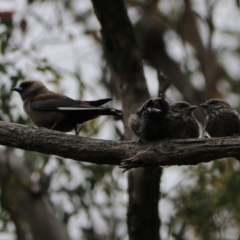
top-left (131, 0), bottom-right (223, 122)
top-left (91, 0), bottom-right (161, 239)
top-left (0, 155), bottom-right (70, 240)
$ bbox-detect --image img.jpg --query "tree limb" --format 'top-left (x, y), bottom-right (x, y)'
top-left (0, 121), bottom-right (240, 170)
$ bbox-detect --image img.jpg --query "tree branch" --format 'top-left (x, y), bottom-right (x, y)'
top-left (0, 121), bottom-right (240, 169)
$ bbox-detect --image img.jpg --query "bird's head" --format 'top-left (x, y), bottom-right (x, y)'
top-left (169, 101), bottom-right (197, 117)
top-left (137, 96), bottom-right (169, 117)
top-left (200, 99), bottom-right (230, 114)
top-left (12, 80), bottom-right (47, 100)
top-left (147, 97), bottom-right (169, 112)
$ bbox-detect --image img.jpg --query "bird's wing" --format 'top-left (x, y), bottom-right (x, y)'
top-left (31, 98), bottom-right (85, 111)
top-left (31, 97), bottom-right (121, 115)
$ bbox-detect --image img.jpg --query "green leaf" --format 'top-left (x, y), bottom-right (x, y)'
top-left (237, 0), bottom-right (240, 7)
top-left (0, 64), bottom-right (6, 73)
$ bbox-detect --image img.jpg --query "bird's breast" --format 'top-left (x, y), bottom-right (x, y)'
top-left (24, 101), bottom-right (66, 128)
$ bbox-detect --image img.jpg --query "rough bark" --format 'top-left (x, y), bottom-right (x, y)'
top-left (0, 121), bottom-right (239, 169)
top-left (90, 0), bottom-right (161, 239)
top-left (0, 154), bottom-right (70, 240)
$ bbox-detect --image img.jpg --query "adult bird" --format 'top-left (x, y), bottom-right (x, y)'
top-left (12, 80), bottom-right (122, 134)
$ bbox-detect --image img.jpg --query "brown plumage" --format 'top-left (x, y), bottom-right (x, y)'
top-left (12, 80), bottom-right (122, 134)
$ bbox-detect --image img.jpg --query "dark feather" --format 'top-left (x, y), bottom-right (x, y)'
top-left (85, 98), bottom-right (112, 107)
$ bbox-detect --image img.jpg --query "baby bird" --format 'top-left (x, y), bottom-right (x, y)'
top-left (201, 99), bottom-right (240, 137)
top-left (129, 96), bottom-right (199, 142)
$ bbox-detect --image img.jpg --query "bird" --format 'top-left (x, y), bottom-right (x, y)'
top-left (201, 99), bottom-right (240, 137)
top-left (12, 80), bottom-right (122, 134)
top-left (128, 96), bottom-right (200, 142)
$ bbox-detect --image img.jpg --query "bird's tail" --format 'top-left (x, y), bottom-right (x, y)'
top-left (85, 98), bottom-right (112, 107)
top-left (98, 108), bottom-right (122, 116)
top-left (57, 106), bottom-right (122, 116)
top-left (57, 107), bottom-right (122, 123)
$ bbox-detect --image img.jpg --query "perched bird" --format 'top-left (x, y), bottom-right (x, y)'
top-left (12, 80), bottom-right (122, 134)
top-left (129, 97), bottom-right (199, 142)
top-left (201, 99), bottom-right (240, 137)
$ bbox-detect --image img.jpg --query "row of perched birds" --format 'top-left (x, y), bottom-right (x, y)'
top-left (11, 80), bottom-right (240, 141)
top-left (129, 96), bottom-right (240, 141)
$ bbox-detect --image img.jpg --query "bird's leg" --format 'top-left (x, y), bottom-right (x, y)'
top-left (218, 139), bottom-right (224, 146)
top-left (75, 125), bottom-right (83, 135)
top-left (50, 122), bottom-right (58, 130)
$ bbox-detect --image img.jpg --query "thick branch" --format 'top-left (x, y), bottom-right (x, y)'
top-left (0, 121), bottom-right (240, 169)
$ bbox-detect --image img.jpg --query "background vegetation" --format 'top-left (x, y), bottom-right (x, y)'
top-left (0, 0), bottom-right (240, 239)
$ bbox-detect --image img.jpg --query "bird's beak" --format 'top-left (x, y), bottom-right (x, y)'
top-left (200, 103), bottom-right (208, 109)
top-left (11, 87), bottom-right (23, 93)
top-left (186, 106), bottom-right (197, 111)
top-left (145, 99), bottom-right (154, 108)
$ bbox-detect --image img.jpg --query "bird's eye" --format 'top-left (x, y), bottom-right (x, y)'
top-left (173, 108), bottom-right (181, 112)
top-left (19, 82), bottom-right (32, 89)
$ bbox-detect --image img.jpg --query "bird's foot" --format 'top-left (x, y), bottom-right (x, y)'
top-left (50, 122), bottom-right (58, 130)
top-left (75, 125), bottom-right (83, 135)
